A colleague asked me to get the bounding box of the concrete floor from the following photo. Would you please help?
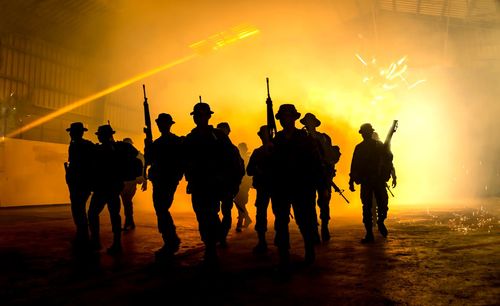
[1,200,499,306]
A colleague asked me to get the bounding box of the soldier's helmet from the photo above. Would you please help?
[190,102,214,115]
[275,104,301,120]
[359,123,374,135]
[257,125,268,137]
[300,113,321,127]
[123,137,133,144]
[66,122,88,132]
[95,124,115,136]
[155,113,175,124]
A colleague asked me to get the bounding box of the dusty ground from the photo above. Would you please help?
[0,199,499,306]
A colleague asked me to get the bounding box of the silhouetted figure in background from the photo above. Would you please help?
[144,113,184,258]
[300,113,341,242]
[234,142,252,232]
[184,103,242,266]
[120,137,144,231]
[270,104,328,270]
[65,122,95,250]
[215,122,245,245]
[349,123,389,243]
[88,124,138,254]
[247,125,273,254]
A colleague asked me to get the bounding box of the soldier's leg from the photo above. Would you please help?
[69,185,91,244]
[271,194,291,266]
[293,188,317,264]
[360,184,375,243]
[219,194,233,244]
[374,182,389,237]
[106,192,122,254]
[253,189,271,253]
[192,192,221,263]
[87,192,107,250]
[121,181,136,229]
[152,181,180,254]
[317,186,332,242]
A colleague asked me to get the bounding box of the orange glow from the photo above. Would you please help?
[4,25,260,141]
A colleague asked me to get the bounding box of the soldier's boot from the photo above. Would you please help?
[361,224,375,244]
[304,241,315,265]
[202,243,219,269]
[156,234,180,258]
[253,232,268,254]
[321,222,331,242]
[377,221,388,238]
[107,233,122,255]
[313,227,321,245]
[123,217,135,231]
[235,218,243,232]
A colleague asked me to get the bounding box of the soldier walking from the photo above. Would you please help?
[270,104,328,270]
[184,102,242,266]
[246,125,273,254]
[300,113,341,242]
[120,137,144,231]
[349,123,391,243]
[143,113,184,258]
[88,124,138,254]
[65,122,95,250]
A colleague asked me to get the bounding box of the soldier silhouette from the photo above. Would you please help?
[234,142,252,232]
[349,123,390,243]
[143,113,184,258]
[215,122,244,246]
[184,102,242,266]
[88,124,138,254]
[300,113,341,242]
[246,125,273,254]
[270,104,328,270]
[120,137,144,231]
[64,122,95,250]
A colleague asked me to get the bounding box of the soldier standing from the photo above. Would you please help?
[184,102,241,265]
[88,124,138,254]
[120,137,144,231]
[246,125,273,253]
[270,104,328,269]
[234,142,252,232]
[300,113,341,242]
[143,113,184,258]
[349,123,390,243]
[65,122,95,250]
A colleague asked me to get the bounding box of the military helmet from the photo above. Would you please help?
[155,113,175,124]
[275,104,301,120]
[300,113,321,127]
[190,102,214,115]
[359,123,374,135]
[95,124,115,136]
[66,122,88,132]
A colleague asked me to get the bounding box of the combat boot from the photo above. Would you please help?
[377,221,388,238]
[107,234,122,255]
[253,232,268,254]
[321,222,330,242]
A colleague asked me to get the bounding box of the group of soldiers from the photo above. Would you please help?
[64,101,396,270]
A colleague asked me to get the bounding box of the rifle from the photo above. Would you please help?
[386,183,395,197]
[142,84,153,179]
[331,181,350,204]
[265,77,277,140]
[384,120,398,149]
